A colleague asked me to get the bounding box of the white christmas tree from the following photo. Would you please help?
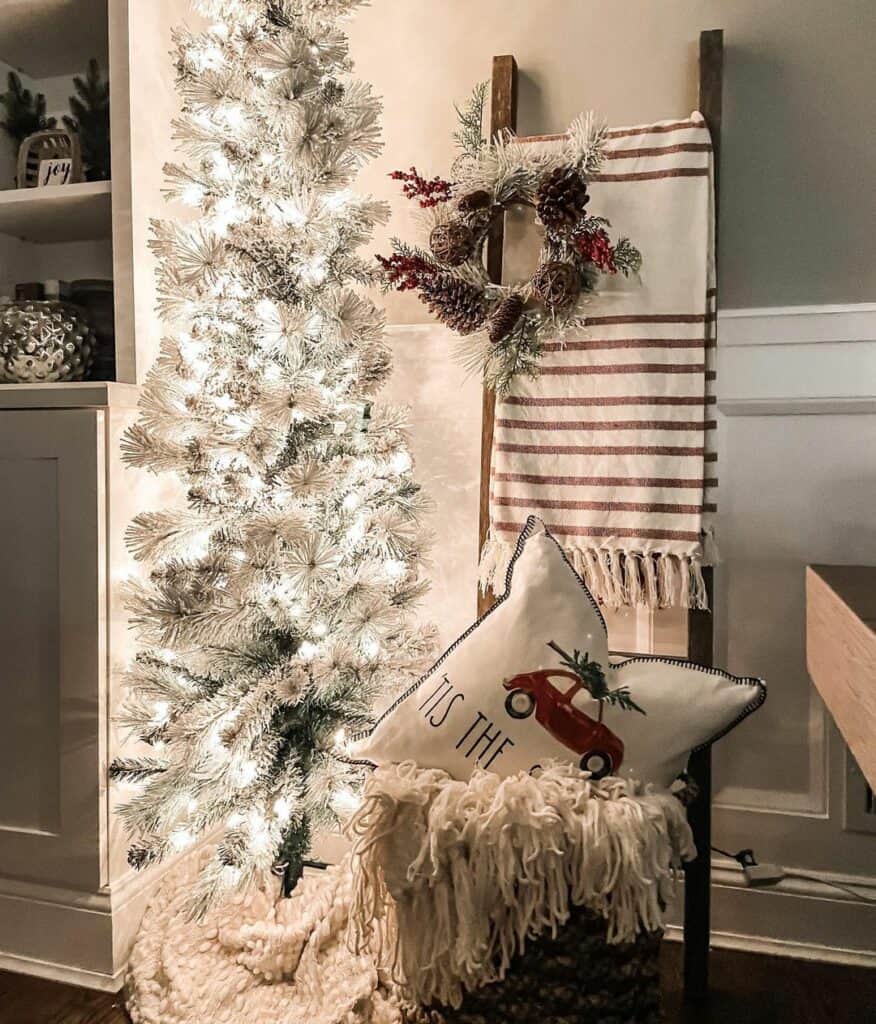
[111,0,434,915]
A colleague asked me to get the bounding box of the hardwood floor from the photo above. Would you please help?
[2,944,874,1023]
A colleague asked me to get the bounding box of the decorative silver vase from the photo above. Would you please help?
[0,300,95,383]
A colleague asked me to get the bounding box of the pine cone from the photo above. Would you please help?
[429,220,475,266]
[532,260,580,310]
[487,293,525,344]
[419,274,487,335]
[535,166,590,230]
[457,189,491,214]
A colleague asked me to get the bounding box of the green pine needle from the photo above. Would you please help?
[0,70,56,145]
[547,640,646,714]
[453,80,488,160]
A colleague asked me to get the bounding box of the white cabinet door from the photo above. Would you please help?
[0,409,105,890]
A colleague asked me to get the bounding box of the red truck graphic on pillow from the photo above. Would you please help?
[502,642,646,780]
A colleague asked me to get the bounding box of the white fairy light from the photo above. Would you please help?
[170,828,195,851]
[220,102,246,131]
[211,151,232,180]
[181,182,206,207]
[248,817,271,854]
[332,727,347,750]
[255,297,278,321]
[346,516,366,544]
[233,759,258,788]
[221,865,242,886]
[361,637,381,659]
[298,640,319,661]
[312,620,328,638]
[273,797,292,822]
[323,188,352,212]
[342,493,359,512]
[301,255,328,286]
[331,786,362,816]
[271,197,307,227]
[390,451,412,474]
[151,700,170,726]
[383,558,407,581]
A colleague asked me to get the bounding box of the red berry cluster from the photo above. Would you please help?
[389,167,453,207]
[574,228,617,273]
[376,252,437,291]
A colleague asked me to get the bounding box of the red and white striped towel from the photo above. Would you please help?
[481,114,717,609]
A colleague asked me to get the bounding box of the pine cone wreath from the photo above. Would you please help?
[535,166,590,230]
[419,274,488,335]
[429,220,476,266]
[487,293,525,344]
[532,260,581,310]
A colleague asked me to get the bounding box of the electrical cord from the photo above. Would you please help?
[782,870,876,904]
[711,845,876,903]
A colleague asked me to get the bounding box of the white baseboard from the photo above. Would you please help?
[661,858,876,967]
[0,847,192,991]
[663,924,876,969]
[0,949,126,992]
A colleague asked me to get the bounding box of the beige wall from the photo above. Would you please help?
[349,0,875,318]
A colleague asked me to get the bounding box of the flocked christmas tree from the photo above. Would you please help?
[110,0,434,916]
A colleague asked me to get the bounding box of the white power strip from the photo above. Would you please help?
[743,861,785,887]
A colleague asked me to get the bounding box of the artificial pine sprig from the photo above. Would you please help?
[547,640,646,715]
[0,71,56,145]
[452,80,488,161]
[63,58,110,181]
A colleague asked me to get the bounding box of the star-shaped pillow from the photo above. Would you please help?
[350,518,765,789]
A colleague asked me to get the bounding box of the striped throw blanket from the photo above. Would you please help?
[481,114,716,610]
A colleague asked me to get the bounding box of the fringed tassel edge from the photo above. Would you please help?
[347,761,696,1011]
[479,536,710,611]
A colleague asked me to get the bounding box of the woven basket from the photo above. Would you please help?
[420,905,663,1024]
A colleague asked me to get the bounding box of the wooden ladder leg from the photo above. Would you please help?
[683,744,712,1002]
[684,561,716,1001]
[477,55,518,618]
[684,30,722,1003]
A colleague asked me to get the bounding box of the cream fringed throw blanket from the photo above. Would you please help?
[347,761,694,1009]
[126,762,693,1023]
[481,114,717,610]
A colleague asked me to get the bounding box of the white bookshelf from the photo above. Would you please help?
[0,0,183,992]
[0,180,111,243]
[0,0,179,385]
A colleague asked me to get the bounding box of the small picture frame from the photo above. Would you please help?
[37,158,74,187]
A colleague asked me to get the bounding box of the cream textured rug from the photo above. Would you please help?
[126,851,413,1024]
[126,762,694,1023]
